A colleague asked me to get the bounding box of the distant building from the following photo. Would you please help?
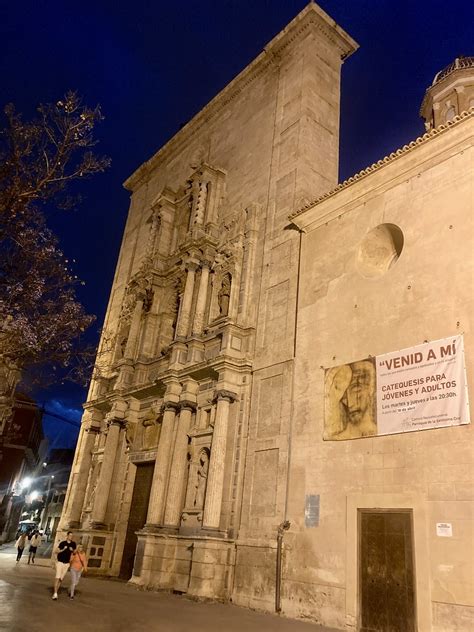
[0,394,46,542]
[61,5,473,631]
[39,448,74,541]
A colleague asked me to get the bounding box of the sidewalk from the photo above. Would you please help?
[0,547,338,632]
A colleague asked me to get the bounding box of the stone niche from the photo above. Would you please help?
[180,440,211,536]
[355,223,404,279]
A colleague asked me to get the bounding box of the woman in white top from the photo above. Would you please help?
[28,530,42,564]
[15,533,28,562]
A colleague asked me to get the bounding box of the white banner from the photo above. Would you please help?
[324,335,470,440]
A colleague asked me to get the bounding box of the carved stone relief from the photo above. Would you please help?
[140,401,162,450]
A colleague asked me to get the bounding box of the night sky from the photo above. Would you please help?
[1,0,473,449]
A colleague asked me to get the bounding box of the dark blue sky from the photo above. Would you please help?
[2,0,473,448]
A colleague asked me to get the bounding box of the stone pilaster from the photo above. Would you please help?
[145,380,182,528]
[176,260,198,338]
[192,261,210,335]
[163,379,198,528]
[202,390,237,531]
[64,410,102,528]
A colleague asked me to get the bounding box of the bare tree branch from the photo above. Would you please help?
[0,91,110,390]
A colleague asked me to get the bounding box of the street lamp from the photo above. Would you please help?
[20,476,32,490]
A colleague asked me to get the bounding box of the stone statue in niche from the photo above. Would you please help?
[124,421,135,450]
[85,461,101,512]
[218,273,231,317]
[171,277,183,336]
[141,402,161,450]
[119,335,128,358]
[158,281,182,354]
[142,285,154,313]
[193,449,209,509]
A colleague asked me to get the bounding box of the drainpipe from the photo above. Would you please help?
[275,520,291,613]
[275,223,303,613]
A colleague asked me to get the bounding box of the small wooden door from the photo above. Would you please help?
[119,462,154,579]
[359,510,416,632]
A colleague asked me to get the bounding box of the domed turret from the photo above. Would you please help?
[420,56,474,129]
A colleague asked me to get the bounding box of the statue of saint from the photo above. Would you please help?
[218,274,231,317]
[193,450,209,508]
[141,402,161,450]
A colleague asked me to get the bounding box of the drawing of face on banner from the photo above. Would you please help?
[324,358,377,440]
[324,335,470,440]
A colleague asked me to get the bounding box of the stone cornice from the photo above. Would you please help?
[289,108,474,223]
[123,4,358,193]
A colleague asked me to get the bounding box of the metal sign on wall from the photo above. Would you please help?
[305,494,320,527]
[324,335,470,440]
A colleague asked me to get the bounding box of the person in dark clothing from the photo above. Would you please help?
[52,531,76,600]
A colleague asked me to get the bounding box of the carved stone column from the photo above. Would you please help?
[163,380,198,528]
[175,260,198,338]
[124,296,144,359]
[202,390,237,531]
[192,261,210,335]
[191,180,207,226]
[145,380,182,528]
[91,400,127,528]
[64,410,102,529]
[141,285,161,358]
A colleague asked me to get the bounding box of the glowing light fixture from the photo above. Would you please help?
[21,477,32,489]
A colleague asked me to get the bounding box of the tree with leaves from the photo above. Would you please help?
[0,91,110,428]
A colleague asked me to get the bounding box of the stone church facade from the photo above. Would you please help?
[60,5,474,631]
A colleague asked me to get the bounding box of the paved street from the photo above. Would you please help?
[0,544,336,632]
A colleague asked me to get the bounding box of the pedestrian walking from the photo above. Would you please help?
[15,533,28,562]
[69,544,87,599]
[28,530,42,564]
[52,531,76,600]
